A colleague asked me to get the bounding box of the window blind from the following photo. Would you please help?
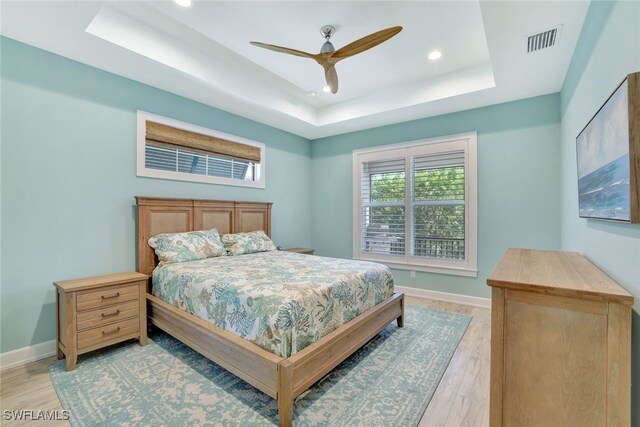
[360,158,406,256]
[353,133,477,275]
[358,150,467,260]
[146,121,261,163]
[144,120,258,182]
[145,145,252,180]
[411,151,465,260]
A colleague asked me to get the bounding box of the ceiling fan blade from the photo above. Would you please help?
[325,66,338,94]
[249,41,316,59]
[331,26,402,60]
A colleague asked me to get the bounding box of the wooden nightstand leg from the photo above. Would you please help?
[55,291,62,359]
[64,293,77,371]
[65,352,76,371]
[139,282,148,346]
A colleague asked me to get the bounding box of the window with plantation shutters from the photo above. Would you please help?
[411,151,465,260]
[137,111,265,189]
[353,133,477,277]
[360,157,406,257]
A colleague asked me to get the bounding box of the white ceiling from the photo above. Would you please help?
[147,1,491,104]
[0,1,589,139]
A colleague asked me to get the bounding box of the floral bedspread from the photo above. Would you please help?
[152,251,394,357]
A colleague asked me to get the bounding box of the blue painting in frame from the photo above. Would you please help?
[576,78,630,221]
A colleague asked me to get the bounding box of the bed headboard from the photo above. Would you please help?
[135,196,273,275]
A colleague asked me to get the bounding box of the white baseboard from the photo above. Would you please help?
[396,285,491,309]
[0,340,57,371]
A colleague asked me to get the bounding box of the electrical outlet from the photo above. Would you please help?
[410,271,416,279]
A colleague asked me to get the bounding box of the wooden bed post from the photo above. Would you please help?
[397,293,405,327]
[277,360,294,427]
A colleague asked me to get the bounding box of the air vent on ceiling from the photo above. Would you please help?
[526,26,562,53]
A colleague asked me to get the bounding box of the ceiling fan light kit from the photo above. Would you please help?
[250,25,402,94]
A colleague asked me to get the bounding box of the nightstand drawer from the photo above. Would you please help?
[77,317,140,350]
[76,283,140,312]
[76,300,140,331]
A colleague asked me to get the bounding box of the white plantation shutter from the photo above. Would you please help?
[353,134,477,276]
[144,145,255,179]
[360,158,406,256]
[145,145,177,172]
[410,151,466,260]
[145,145,252,180]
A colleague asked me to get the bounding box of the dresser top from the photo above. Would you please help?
[487,248,634,305]
[54,272,148,292]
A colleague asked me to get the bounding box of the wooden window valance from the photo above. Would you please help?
[145,121,261,163]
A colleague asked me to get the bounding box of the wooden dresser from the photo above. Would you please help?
[487,249,633,426]
[54,272,148,371]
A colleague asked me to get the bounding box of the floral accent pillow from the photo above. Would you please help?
[148,228,227,265]
[221,230,277,255]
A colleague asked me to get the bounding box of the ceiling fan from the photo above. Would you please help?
[250,25,402,94]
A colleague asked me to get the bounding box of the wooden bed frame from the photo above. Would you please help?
[135,196,404,427]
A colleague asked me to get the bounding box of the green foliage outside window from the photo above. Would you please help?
[367,166,465,259]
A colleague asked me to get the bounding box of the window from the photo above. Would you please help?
[137,111,265,188]
[353,132,477,277]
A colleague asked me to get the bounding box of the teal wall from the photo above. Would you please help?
[0,37,312,352]
[3,8,639,423]
[311,94,562,298]
[0,35,564,352]
[559,1,640,424]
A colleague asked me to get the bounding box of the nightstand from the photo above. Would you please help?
[283,247,315,255]
[54,272,148,371]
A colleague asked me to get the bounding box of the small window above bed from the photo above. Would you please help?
[136,111,265,189]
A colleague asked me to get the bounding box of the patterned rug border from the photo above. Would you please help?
[50,304,471,427]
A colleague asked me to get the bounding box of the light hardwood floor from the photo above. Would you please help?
[0,296,490,426]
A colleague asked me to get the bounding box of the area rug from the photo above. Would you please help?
[50,305,471,426]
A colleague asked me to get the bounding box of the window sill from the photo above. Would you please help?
[354,257,478,278]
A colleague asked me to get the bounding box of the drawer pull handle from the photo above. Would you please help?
[102,327,121,336]
[101,310,120,318]
[101,293,120,300]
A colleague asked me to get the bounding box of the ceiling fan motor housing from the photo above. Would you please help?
[321,41,335,53]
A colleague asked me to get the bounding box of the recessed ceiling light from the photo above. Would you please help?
[428,50,442,60]
[308,91,316,97]
[322,85,331,93]
[175,0,191,7]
